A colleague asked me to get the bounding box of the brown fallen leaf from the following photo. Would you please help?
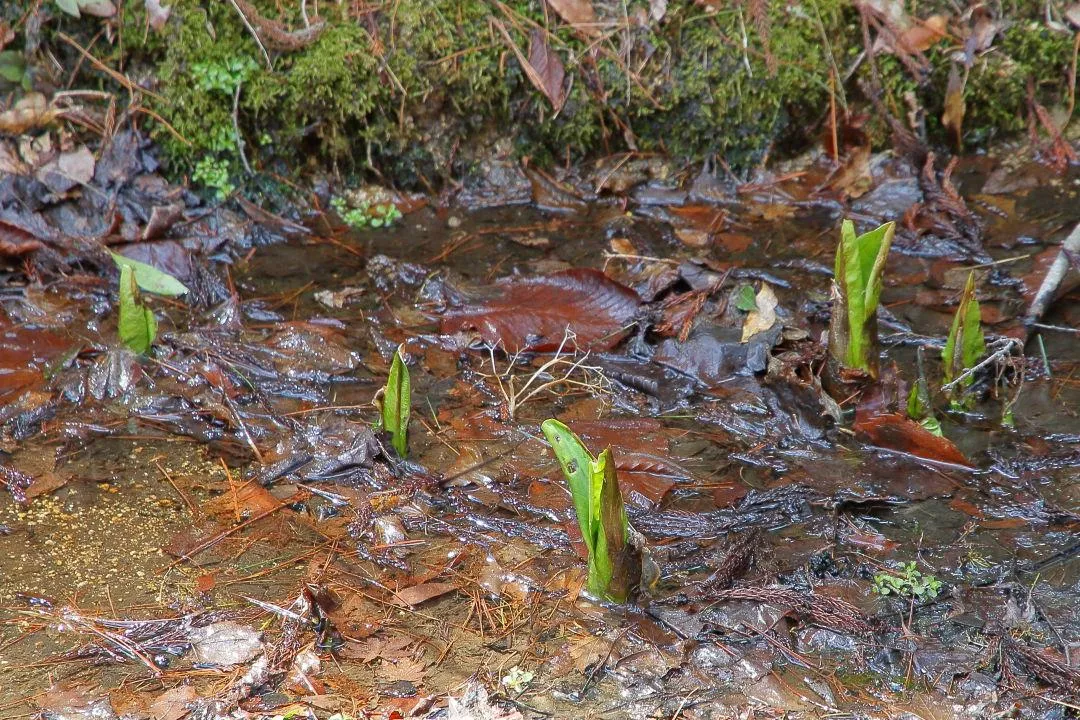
[440,269,640,352]
[853,413,972,467]
[394,582,457,607]
[942,63,966,151]
[495,21,566,113]
[0,93,58,136]
[546,0,599,36]
[898,14,948,53]
[148,686,198,720]
[741,283,778,342]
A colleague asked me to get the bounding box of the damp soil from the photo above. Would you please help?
[1,149,1079,719]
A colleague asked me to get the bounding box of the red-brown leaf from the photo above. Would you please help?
[527,29,566,111]
[441,269,640,352]
[394,582,457,607]
[853,413,972,467]
[0,219,44,256]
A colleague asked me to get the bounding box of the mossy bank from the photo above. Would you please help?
[54,1,1079,191]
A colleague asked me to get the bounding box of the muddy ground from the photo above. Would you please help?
[0,125,1079,720]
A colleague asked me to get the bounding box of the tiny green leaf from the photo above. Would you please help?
[906,347,942,436]
[110,252,189,297]
[734,284,758,312]
[117,264,157,354]
[0,52,26,83]
[382,346,411,457]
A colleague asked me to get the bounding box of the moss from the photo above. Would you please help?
[865,16,1073,149]
[66,0,1076,189]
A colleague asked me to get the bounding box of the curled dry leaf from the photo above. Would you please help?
[741,283,779,342]
[441,268,640,352]
[942,64,966,150]
[0,93,58,134]
[144,0,171,31]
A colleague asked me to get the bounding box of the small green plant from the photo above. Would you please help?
[111,253,187,355]
[0,52,31,91]
[541,419,641,603]
[331,196,402,230]
[501,666,534,693]
[872,562,942,601]
[906,347,942,436]
[376,345,411,457]
[733,284,758,312]
[827,220,895,379]
[192,157,235,200]
[942,270,986,409]
[192,57,257,95]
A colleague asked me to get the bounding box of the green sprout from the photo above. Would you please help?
[872,562,942,601]
[376,345,411,457]
[907,346,942,436]
[331,196,402,230]
[192,157,235,200]
[827,220,895,378]
[942,270,986,409]
[110,252,188,355]
[541,419,642,603]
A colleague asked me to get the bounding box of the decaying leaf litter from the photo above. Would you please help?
[2,4,1080,720]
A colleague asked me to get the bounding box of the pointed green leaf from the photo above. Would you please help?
[117,264,156,354]
[942,271,985,406]
[110,252,189,297]
[831,220,894,375]
[382,346,411,457]
[541,419,598,556]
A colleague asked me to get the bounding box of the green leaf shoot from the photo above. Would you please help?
[110,252,189,297]
[906,346,942,436]
[942,270,986,407]
[541,419,638,603]
[117,264,157,355]
[381,345,411,457]
[828,220,895,377]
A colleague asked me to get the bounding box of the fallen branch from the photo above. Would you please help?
[940,337,1022,393]
[1024,221,1080,330]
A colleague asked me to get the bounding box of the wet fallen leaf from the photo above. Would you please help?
[741,283,778,342]
[0,218,46,256]
[674,228,711,248]
[148,686,198,720]
[448,680,523,720]
[545,0,599,36]
[441,269,640,352]
[24,471,69,499]
[394,582,457,607]
[188,621,262,666]
[853,413,971,466]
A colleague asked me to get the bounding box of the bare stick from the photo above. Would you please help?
[1024,221,1080,329]
[233,82,253,176]
[940,337,1023,392]
[227,0,273,69]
